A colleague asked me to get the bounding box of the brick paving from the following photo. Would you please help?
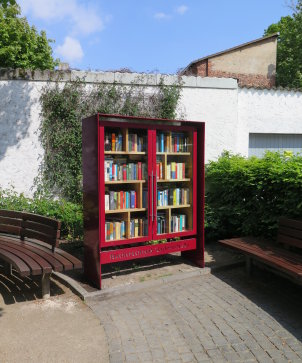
[88,267,302,363]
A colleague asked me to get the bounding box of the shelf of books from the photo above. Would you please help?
[82,113,205,289]
[155,130,194,237]
[104,126,149,243]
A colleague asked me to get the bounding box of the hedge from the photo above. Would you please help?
[205,151,302,241]
[0,189,83,240]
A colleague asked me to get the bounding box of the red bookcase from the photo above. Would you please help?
[82,114,205,289]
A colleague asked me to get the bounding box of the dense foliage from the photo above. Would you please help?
[0,0,58,69]
[205,152,302,241]
[39,79,183,203]
[0,189,83,240]
[264,0,302,88]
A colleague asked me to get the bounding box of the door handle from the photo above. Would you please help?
[154,173,157,221]
[151,171,154,222]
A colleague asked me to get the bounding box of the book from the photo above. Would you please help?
[105,194,109,210]
[112,133,116,151]
[130,190,136,209]
[105,133,111,151]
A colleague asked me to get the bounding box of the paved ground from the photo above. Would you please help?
[88,267,302,363]
[0,269,109,363]
[1,259,302,363]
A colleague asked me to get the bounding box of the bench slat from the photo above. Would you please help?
[23,220,57,238]
[0,224,21,235]
[220,239,302,276]
[0,210,23,219]
[23,239,75,270]
[277,233,302,249]
[0,248,30,276]
[0,243,43,275]
[222,238,302,263]
[0,235,64,272]
[23,230,57,247]
[24,238,82,269]
[22,212,60,229]
[0,216,21,226]
[279,217,302,230]
[278,226,302,240]
[0,239,52,273]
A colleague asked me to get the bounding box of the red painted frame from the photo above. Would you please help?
[82,113,205,289]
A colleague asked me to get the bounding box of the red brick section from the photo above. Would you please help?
[183,59,275,88]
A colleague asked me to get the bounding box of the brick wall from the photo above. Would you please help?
[184,59,275,88]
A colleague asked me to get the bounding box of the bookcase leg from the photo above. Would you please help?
[181,250,204,267]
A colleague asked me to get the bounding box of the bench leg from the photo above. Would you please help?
[3,262,12,276]
[42,273,51,299]
[246,256,253,277]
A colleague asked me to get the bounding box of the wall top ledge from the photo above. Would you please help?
[0,69,238,90]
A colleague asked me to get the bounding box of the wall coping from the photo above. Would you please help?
[0,68,238,90]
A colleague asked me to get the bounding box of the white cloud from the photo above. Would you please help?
[176,5,188,15]
[154,12,171,20]
[19,0,104,35]
[55,36,84,63]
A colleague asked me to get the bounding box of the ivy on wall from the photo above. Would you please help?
[39,77,183,203]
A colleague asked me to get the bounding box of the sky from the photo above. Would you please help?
[18,0,292,74]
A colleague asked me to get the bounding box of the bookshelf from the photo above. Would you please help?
[82,114,205,288]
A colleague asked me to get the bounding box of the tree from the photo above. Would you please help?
[0,1,58,70]
[264,1,302,88]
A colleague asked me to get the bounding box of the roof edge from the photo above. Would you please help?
[181,33,279,74]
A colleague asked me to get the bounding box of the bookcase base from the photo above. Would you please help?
[101,238,196,264]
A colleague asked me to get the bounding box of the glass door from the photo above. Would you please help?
[153,127,196,239]
[100,123,152,246]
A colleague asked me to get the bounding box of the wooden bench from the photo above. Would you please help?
[0,209,82,298]
[219,217,302,285]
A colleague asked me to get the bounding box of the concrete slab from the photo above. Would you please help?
[0,269,109,363]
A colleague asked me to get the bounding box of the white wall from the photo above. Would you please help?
[1,70,302,196]
[238,87,302,156]
[0,80,45,195]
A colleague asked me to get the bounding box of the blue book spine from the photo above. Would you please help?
[119,134,122,151]
[160,134,164,152]
[130,191,135,208]
[126,192,129,209]
[109,161,112,181]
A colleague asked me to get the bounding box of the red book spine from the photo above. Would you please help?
[174,137,177,152]
[121,191,124,209]
[156,163,160,179]
[134,191,137,208]
[112,164,116,181]
[138,162,142,180]
[123,164,127,180]
[175,163,178,179]
[182,163,185,179]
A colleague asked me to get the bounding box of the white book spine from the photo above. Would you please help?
[105,194,109,210]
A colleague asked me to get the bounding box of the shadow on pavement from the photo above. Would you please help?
[0,267,65,304]
[213,265,302,342]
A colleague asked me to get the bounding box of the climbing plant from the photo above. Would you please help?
[39,77,183,203]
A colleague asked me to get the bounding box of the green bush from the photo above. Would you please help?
[205,152,302,241]
[0,189,83,240]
